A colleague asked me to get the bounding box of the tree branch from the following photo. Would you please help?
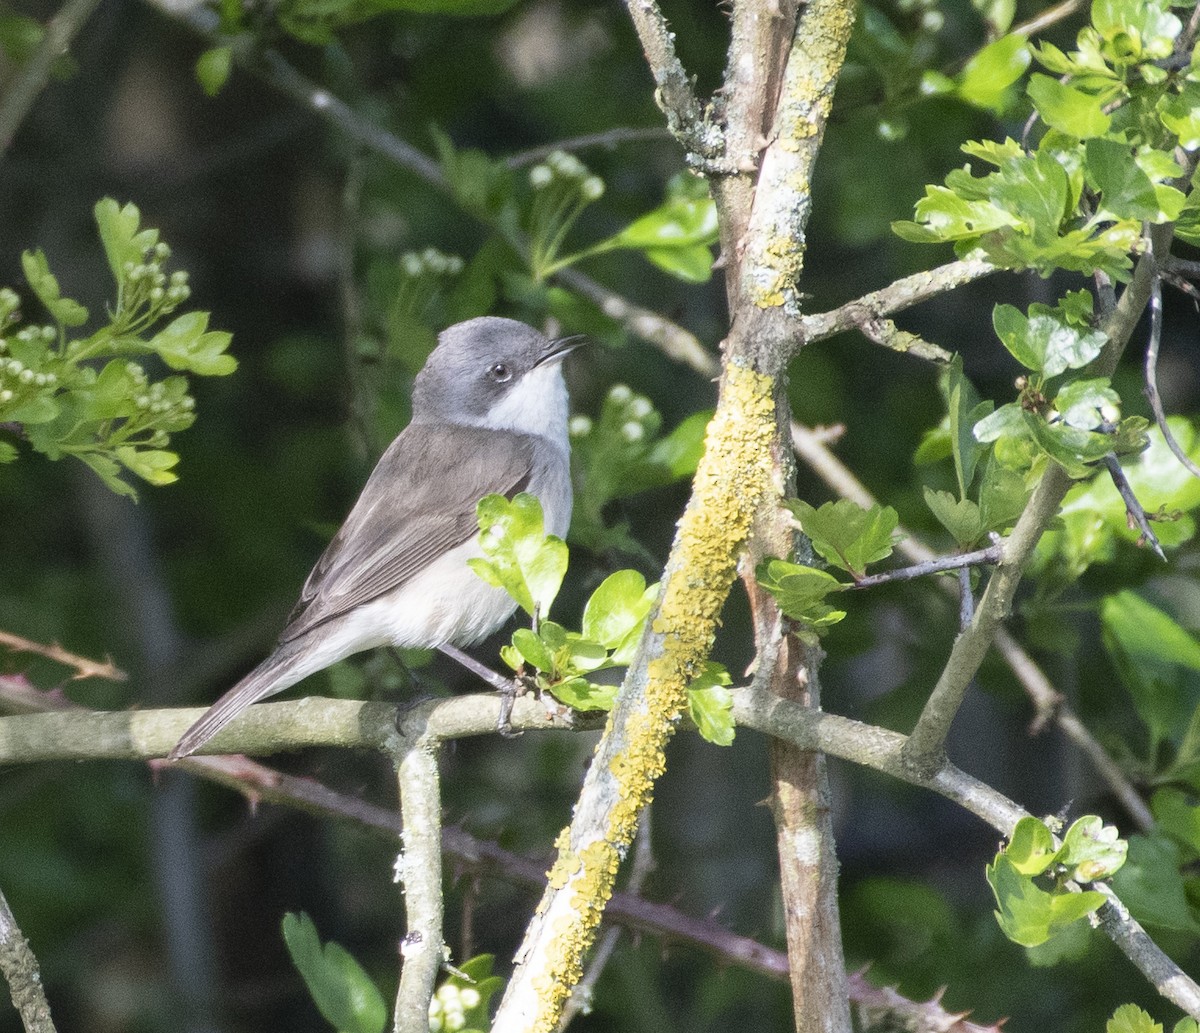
[0,0,104,157]
[0,629,127,682]
[900,245,1163,778]
[0,885,56,1033]
[393,737,445,1033]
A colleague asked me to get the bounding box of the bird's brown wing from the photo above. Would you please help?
[278,423,535,644]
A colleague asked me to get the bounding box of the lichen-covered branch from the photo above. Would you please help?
[0,886,56,1033]
[489,363,781,1033]
[620,0,721,163]
[393,739,445,1033]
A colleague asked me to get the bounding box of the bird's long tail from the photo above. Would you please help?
[168,641,311,761]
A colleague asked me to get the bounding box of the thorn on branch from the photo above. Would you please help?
[1100,453,1167,562]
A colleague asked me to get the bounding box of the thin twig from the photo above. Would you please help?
[857,318,952,364]
[958,567,975,630]
[0,0,104,156]
[505,128,672,169]
[789,420,1155,831]
[0,885,56,1033]
[1100,453,1166,560]
[437,643,513,692]
[0,630,126,681]
[1011,0,1085,37]
[1143,262,1200,481]
[846,542,1003,589]
[795,258,998,353]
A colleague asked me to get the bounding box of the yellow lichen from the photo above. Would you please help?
[524,364,780,1033]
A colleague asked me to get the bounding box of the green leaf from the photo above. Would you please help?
[1150,789,1200,859]
[470,493,568,617]
[646,410,710,479]
[1087,139,1179,223]
[1023,410,1109,477]
[787,499,899,577]
[945,354,989,497]
[195,45,233,96]
[641,244,715,283]
[1102,591,1200,748]
[974,401,1027,444]
[581,570,657,652]
[149,311,237,375]
[923,488,985,547]
[281,912,388,1033]
[511,627,554,673]
[0,440,17,463]
[992,300,1107,376]
[1174,1018,1200,1033]
[601,190,718,283]
[82,360,140,420]
[4,393,60,425]
[546,676,617,712]
[1111,835,1200,933]
[20,249,88,327]
[755,559,847,628]
[1159,84,1200,151]
[956,34,1030,112]
[1108,1004,1163,1033]
[1027,74,1112,138]
[1054,378,1119,431]
[978,457,1032,533]
[1058,815,1127,881]
[1092,0,1181,62]
[76,452,138,500]
[892,186,1019,242]
[115,447,179,486]
[687,662,735,746]
[94,198,158,287]
[986,853,1106,947]
[1004,817,1057,875]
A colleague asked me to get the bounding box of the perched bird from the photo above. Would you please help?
[168,316,578,760]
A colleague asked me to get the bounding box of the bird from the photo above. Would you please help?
[168,316,578,760]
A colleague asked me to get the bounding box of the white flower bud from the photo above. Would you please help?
[0,390,12,403]
[629,397,652,419]
[621,421,645,442]
[568,415,593,437]
[581,176,605,201]
[17,369,34,384]
[459,988,480,1008]
[529,164,553,189]
[401,253,424,276]
[608,384,632,403]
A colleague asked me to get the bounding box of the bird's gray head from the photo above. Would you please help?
[412,317,577,445]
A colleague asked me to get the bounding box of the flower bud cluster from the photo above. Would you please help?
[0,350,58,405]
[528,150,605,201]
[119,239,191,324]
[426,982,482,1033]
[399,248,464,279]
[601,383,657,445]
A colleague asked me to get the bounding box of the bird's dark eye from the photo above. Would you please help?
[488,362,512,382]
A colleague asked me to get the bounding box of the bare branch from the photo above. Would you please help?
[505,128,672,169]
[0,885,56,1033]
[1011,0,1086,37]
[796,259,998,351]
[0,630,126,682]
[847,541,1003,589]
[1100,453,1166,560]
[0,0,104,157]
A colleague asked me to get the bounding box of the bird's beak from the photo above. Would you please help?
[535,334,587,367]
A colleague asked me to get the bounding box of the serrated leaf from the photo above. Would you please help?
[1059,815,1127,881]
[687,662,735,746]
[1027,74,1112,138]
[546,676,616,712]
[974,401,1027,444]
[755,559,847,628]
[987,853,1106,947]
[76,451,138,500]
[1108,1004,1163,1033]
[946,354,989,497]
[1005,816,1057,875]
[149,311,237,375]
[470,493,568,617]
[511,627,554,672]
[21,249,88,327]
[1024,410,1109,477]
[94,198,158,286]
[788,499,899,576]
[992,301,1107,376]
[923,488,985,547]
[115,447,179,486]
[281,912,387,1033]
[1054,378,1119,431]
[1087,139,1176,222]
